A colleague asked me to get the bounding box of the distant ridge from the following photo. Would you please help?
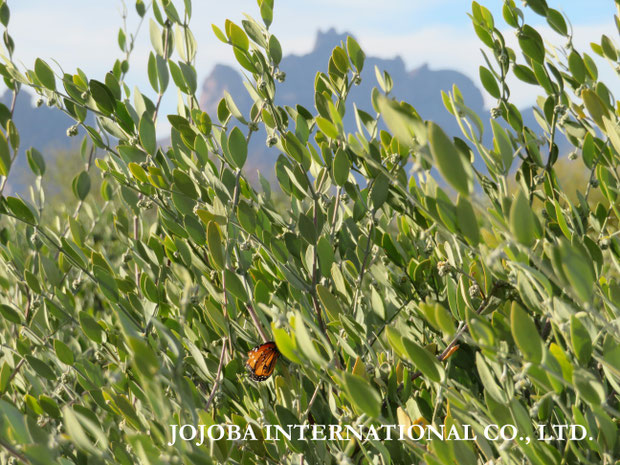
[199,28,487,177]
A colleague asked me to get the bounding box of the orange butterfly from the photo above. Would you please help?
[246,341,280,381]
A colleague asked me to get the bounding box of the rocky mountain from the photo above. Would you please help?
[199,28,489,177]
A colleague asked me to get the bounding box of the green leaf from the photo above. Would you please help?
[518,25,545,64]
[93,267,119,303]
[456,194,479,246]
[40,254,62,287]
[272,326,303,365]
[342,373,381,418]
[568,51,586,83]
[476,353,508,403]
[332,148,350,186]
[6,196,36,224]
[140,273,159,303]
[479,66,500,99]
[316,284,343,321]
[38,395,61,419]
[139,115,157,155]
[127,336,159,376]
[128,162,148,183]
[512,64,538,85]
[570,315,592,364]
[0,130,11,176]
[293,312,326,366]
[510,302,542,364]
[316,116,340,139]
[572,368,606,406]
[79,312,103,344]
[34,58,56,90]
[491,119,513,173]
[226,20,249,51]
[581,89,609,128]
[0,399,31,443]
[184,215,206,245]
[600,34,618,60]
[224,269,248,301]
[509,190,540,246]
[559,241,595,302]
[346,36,365,71]
[377,95,423,149]
[298,213,316,244]
[26,147,45,176]
[63,406,100,454]
[54,339,75,365]
[259,0,273,27]
[401,337,444,383]
[172,168,197,198]
[0,304,21,324]
[89,80,115,114]
[72,171,91,200]
[6,120,18,151]
[370,172,390,209]
[316,236,334,277]
[428,122,472,196]
[228,126,247,168]
[546,8,567,36]
[26,355,55,380]
[268,35,282,65]
[147,52,159,92]
[206,221,224,270]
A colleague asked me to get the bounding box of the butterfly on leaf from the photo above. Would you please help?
[246,341,280,381]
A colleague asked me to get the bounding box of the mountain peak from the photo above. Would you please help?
[313,28,352,53]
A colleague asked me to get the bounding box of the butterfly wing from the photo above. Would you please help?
[246,341,280,381]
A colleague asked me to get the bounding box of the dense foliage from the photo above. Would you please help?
[0,0,619,463]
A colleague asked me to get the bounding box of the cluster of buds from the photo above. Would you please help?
[266,135,278,147]
[469,283,481,299]
[437,260,451,277]
[71,277,82,291]
[275,71,286,82]
[137,198,153,209]
[66,124,79,137]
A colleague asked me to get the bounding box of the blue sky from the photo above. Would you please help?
[5,1,618,136]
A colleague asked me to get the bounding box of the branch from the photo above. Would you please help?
[204,342,227,411]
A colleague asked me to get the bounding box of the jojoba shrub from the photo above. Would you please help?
[0,0,618,464]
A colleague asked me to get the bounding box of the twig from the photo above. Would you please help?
[304,382,322,416]
[204,342,227,411]
[247,304,269,343]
